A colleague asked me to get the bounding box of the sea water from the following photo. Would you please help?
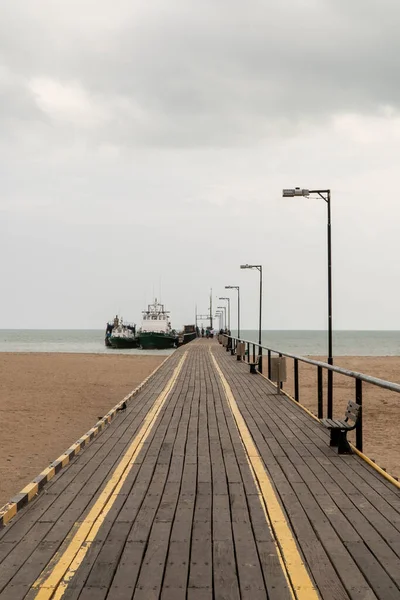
[0,330,174,355]
[235,330,400,356]
[0,329,399,356]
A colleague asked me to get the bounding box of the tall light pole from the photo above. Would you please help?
[219,297,231,330]
[215,311,223,330]
[240,264,263,373]
[225,286,240,338]
[282,187,333,417]
[217,306,227,330]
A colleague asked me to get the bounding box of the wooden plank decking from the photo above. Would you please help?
[0,340,399,599]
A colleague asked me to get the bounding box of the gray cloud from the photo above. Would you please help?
[1,0,400,331]
[2,0,400,148]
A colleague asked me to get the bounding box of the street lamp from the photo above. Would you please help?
[219,297,231,330]
[217,306,227,330]
[217,306,226,329]
[225,286,240,338]
[215,311,223,330]
[240,264,263,373]
[282,187,333,418]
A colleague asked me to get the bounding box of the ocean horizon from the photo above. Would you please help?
[0,329,400,356]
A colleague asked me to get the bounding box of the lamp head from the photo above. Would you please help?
[282,187,310,197]
[240,264,251,269]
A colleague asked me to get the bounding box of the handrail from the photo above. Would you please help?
[226,335,400,394]
[220,333,400,483]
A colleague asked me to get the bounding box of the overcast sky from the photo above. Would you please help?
[1,0,400,330]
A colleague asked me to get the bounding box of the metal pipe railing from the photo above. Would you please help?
[226,335,400,394]
[224,334,400,453]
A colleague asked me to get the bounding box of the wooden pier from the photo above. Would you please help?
[1,339,400,599]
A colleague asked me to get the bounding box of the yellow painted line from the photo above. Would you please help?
[1,503,17,525]
[31,352,187,600]
[3,505,17,524]
[53,454,70,468]
[210,350,319,600]
[67,443,81,456]
[20,482,39,501]
[351,447,400,489]
[40,467,56,482]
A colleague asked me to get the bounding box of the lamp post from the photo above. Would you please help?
[217,306,227,330]
[219,297,231,330]
[240,264,263,373]
[282,187,333,418]
[225,286,240,338]
[215,311,223,330]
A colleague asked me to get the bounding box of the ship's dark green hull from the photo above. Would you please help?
[109,336,139,349]
[137,331,176,349]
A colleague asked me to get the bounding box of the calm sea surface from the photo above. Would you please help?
[236,330,400,356]
[0,330,174,355]
[0,329,400,356]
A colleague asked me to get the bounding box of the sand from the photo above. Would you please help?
[273,356,400,480]
[0,353,165,507]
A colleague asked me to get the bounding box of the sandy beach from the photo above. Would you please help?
[0,353,165,507]
[274,356,400,480]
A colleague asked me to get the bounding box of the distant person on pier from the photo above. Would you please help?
[201,327,205,338]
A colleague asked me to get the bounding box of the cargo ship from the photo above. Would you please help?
[136,299,177,349]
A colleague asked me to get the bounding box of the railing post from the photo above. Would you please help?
[268,350,271,379]
[356,378,363,452]
[252,344,256,363]
[327,370,333,419]
[317,366,323,419]
[294,358,299,402]
[279,353,283,389]
[247,342,250,363]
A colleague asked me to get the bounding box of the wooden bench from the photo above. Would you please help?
[320,400,361,454]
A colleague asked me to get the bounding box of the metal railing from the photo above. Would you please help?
[222,335,400,453]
